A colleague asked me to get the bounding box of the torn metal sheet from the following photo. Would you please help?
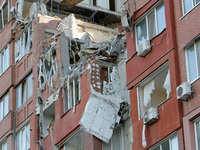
[79,88,123,143]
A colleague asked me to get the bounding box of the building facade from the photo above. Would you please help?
[124,0,200,149]
[0,0,200,150]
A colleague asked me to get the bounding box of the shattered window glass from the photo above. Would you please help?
[138,63,171,119]
[15,25,32,63]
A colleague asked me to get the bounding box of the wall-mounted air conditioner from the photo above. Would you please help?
[137,40,151,57]
[121,10,132,32]
[177,82,192,100]
[143,107,159,125]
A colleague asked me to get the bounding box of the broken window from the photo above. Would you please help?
[100,65,113,93]
[16,73,33,109]
[137,62,171,119]
[0,0,9,30]
[0,140,7,150]
[136,2,166,46]
[64,76,80,112]
[15,25,32,63]
[16,123,30,150]
[0,45,9,76]
[0,93,9,121]
[102,128,122,150]
[38,44,58,89]
[64,130,84,150]
[69,40,80,66]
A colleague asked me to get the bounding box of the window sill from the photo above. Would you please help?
[180,2,200,20]
[189,76,200,85]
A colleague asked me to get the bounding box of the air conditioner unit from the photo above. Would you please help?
[137,40,151,56]
[143,107,158,125]
[177,82,192,100]
[121,10,132,32]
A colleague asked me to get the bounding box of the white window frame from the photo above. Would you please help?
[182,0,200,15]
[0,0,9,30]
[15,123,30,150]
[16,73,33,109]
[15,24,32,63]
[148,132,179,150]
[0,44,9,76]
[64,76,80,112]
[135,1,166,48]
[0,140,7,150]
[185,37,200,83]
[0,93,9,121]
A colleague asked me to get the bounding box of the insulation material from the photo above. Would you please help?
[79,89,123,143]
[163,69,171,99]
[143,80,155,107]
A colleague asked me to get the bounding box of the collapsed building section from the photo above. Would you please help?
[32,10,131,150]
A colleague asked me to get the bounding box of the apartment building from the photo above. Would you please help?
[0,0,133,150]
[124,0,200,149]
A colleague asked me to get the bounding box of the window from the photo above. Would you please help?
[0,94,9,121]
[136,2,166,46]
[0,0,9,30]
[64,76,80,112]
[102,128,122,150]
[149,134,178,150]
[100,65,113,93]
[195,118,200,150]
[0,141,7,150]
[137,63,171,119]
[16,123,30,150]
[185,38,200,82]
[16,73,33,109]
[64,130,84,150]
[0,45,9,76]
[15,25,32,63]
[182,0,200,14]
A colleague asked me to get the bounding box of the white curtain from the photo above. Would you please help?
[143,80,155,107]
[163,69,171,99]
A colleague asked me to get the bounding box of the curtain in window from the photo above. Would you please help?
[143,80,155,107]
[163,69,171,99]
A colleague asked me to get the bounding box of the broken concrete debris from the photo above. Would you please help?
[33,13,130,146]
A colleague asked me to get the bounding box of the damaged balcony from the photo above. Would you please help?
[33,13,131,149]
